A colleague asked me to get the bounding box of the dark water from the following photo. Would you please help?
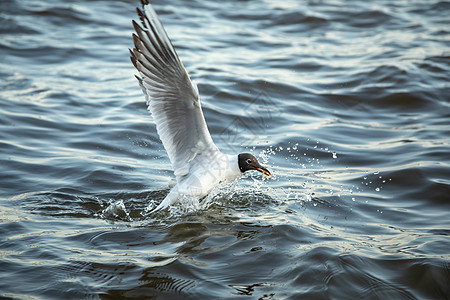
[1,0,449,298]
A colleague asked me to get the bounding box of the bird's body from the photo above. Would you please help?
[160,153,241,210]
[130,0,270,212]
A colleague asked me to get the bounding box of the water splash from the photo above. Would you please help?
[246,139,394,207]
[105,139,391,219]
[99,199,132,221]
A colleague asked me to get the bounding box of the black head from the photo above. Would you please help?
[238,153,271,176]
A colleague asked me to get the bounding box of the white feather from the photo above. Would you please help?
[130,1,242,211]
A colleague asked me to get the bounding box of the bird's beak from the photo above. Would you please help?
[255,166,271,177]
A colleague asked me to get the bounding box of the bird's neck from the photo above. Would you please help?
[225,154,242,180]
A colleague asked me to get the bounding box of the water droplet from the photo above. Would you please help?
[332,152,337,159]
[375,187,380,192]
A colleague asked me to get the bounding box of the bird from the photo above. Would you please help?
[130,0,271,211]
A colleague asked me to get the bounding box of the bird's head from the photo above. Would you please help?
[238,153,271,176]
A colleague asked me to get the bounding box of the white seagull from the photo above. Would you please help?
[130,0,271,211]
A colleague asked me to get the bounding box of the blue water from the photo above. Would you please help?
[1,0,449,299]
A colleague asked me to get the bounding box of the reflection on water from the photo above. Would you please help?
[1,0,449,298]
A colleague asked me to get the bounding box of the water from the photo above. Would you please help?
[1,0,449,298]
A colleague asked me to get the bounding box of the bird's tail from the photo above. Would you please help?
[148,186,179,213]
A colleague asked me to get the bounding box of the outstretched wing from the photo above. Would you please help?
[130,1,219,179]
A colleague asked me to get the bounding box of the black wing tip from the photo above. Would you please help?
[134,74,143,83]
[131,19,140,29]
[129,48,138,68]
[132,32,141,44]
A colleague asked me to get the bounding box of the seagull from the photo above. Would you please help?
[130,0,271,211]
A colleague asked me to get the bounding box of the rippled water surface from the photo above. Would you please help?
[1,0,449,299]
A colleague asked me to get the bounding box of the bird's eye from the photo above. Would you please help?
[246,158,252,164]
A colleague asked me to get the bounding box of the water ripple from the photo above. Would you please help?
[1,0,449,298]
